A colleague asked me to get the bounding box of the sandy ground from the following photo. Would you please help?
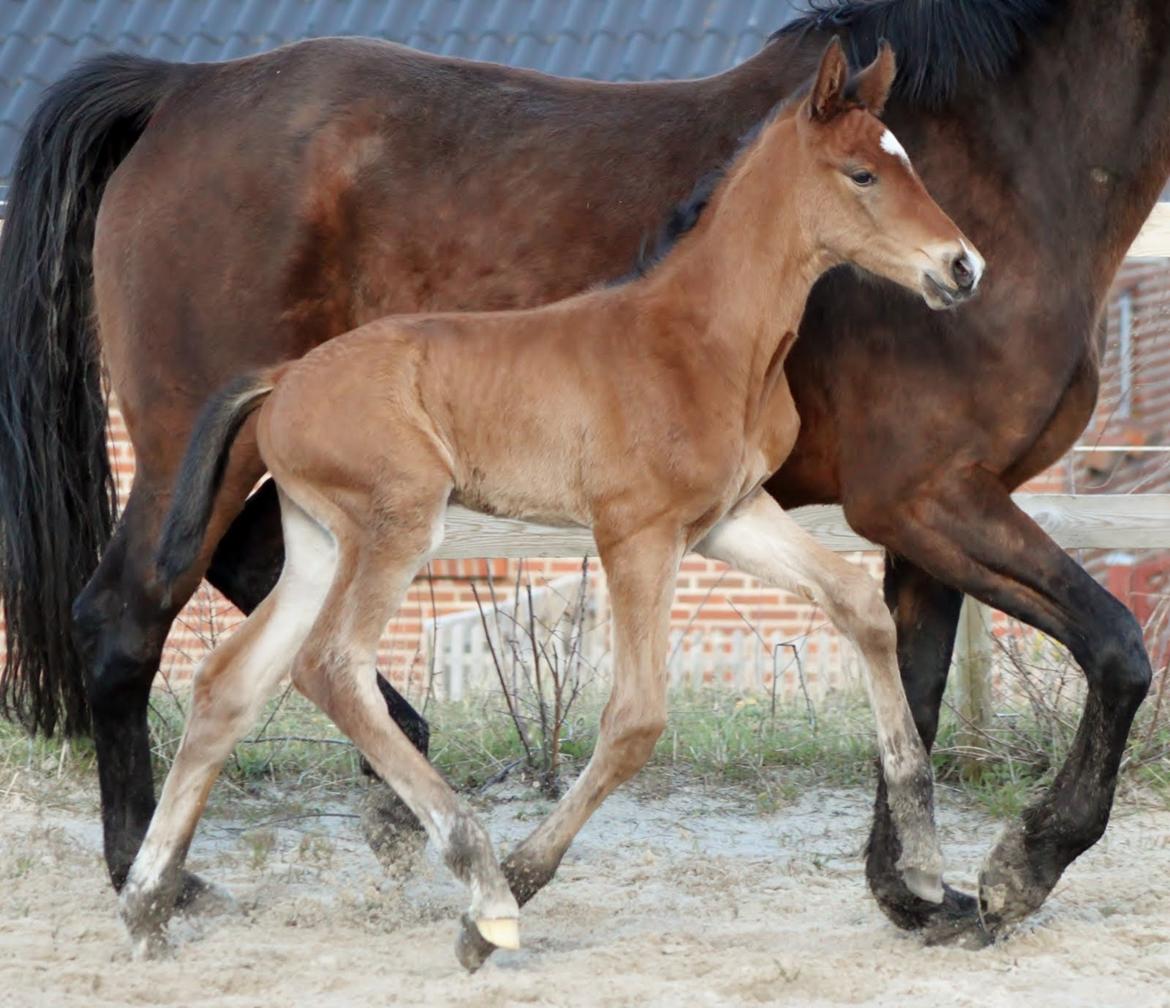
[2,770,1169,1008]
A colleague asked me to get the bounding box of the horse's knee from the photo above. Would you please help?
[1085,598,1151,708]
[73,581,170,717]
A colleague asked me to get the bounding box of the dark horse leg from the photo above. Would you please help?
[73,474,429,896]
[852,467,1151,939]
[72,483,200,896]
[866,557,981,942]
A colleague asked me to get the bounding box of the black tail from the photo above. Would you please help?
[156,371,278,595]
[0,54,184,737]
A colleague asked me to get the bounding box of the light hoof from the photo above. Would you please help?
[901,867,945,905]
[476,915,520,951]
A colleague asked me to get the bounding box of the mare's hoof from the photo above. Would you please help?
[919,886,993,949]
[901,866,945,905]
[872,868,989,947]
[978,822,1056,936]
[360,781,427,871]
[174,871,236,917]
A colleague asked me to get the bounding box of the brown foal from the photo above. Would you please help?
[123,42,982,963]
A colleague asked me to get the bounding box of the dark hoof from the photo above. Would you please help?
[174,871,237,917]
[455,913,500,973]
[978,822,1057,936]
[871,867,990,944]
[360,781,427,872]
[919,884,992,948]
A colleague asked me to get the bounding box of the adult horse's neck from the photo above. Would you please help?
[1017,2,1168,278]
[912,1,1170,319]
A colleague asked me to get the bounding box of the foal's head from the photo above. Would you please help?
[787,40,983,309]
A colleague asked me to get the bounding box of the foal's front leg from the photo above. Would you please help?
[457,522,683,971]
[697,491,944,904]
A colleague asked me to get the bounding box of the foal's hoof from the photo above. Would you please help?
[977,822,1056,936]
[127,928,172,961]
[121,891,173,960]
[477,916,521,950]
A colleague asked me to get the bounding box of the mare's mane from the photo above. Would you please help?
[627,0,1061,280]
[777,0,1061,109]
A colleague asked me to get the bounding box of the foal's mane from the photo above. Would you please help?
[777,0,1061,108]
[626,102,787,280]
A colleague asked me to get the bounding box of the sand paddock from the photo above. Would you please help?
[2,772,1168,1007]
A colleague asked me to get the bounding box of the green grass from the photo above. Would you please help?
[2,676,1169,822]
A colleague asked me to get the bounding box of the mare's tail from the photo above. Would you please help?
[0,54,185,737]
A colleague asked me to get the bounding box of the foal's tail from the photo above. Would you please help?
[155,370,281,596]
[0,54,184,737]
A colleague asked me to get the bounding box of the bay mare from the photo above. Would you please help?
[0,0,1162,946]
[123,43,980,966]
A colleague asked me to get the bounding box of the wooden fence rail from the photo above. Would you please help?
[434,494,1170,559]
[431,494,1170,736]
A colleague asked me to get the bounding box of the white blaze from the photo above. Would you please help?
[879,129,912,167]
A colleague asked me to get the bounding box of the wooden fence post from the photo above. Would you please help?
[954,596,993,780]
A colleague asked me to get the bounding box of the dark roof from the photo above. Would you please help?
[0,0,805,182]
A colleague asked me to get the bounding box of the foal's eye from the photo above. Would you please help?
[849,169,876,187]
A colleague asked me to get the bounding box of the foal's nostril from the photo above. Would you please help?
[951,253,975,291]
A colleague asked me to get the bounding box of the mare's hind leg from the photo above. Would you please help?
[457,522,683,971]
[72,462,257,900]
[288,494,519,955]
[695,492,944,902]
[119,495,336,955]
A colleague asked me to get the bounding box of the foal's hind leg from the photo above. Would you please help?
[206,478,430,861]
[119,496,335,955]
[696,492,944,903]
[289,495,519,956]
[457,523,682,970]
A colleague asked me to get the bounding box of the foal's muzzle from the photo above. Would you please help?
[921,242,985,310]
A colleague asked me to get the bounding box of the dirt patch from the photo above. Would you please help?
[1,773,1169,1007]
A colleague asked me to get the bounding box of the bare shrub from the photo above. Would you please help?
[472,558,603,797]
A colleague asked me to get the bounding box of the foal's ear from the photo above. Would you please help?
[854,40,897,116]
[809,38,849,123]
